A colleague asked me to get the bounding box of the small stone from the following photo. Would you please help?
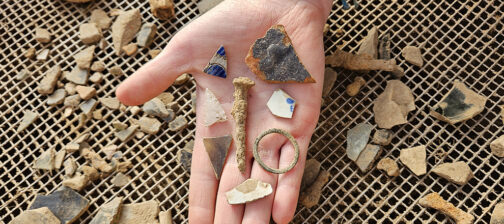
[299,170,330,208]
[99,97,120,110]
[111,172,130,187]
[120,104,127,112]
[346,76,366,96]
[173,73,190,85]
[17,110,39,132]
[73,45,95,69]
[129,106,141,115]
[139,116,162,134]
[89,152,115,173]
[166,102,179,112]
[266,89,296,119]
[112,9,141,55]
[65,142,81,153]
[74,133,90,144]
[204,88,227,126]
[377,158,400,177]
[81,165,100,181]
[402,45,423,67]
[64,157,77,177]
[143,98,170,118]
[76,86,96,100]
[430,80,487,124]
[169,116,187,131]
[54,150,66,170]
[24,48,36,59]
[93,109,103,120]
[90,197,123,224]
[148,49,161,58]
[355,144,381,172]
[346,123,373,161]
[122,43,138,56]
[64,94,81,108]
[373,80,416,129]
[117,200,159,224]
[65,82,77,95]
[36,49,50,61]
[116,160,133,173]
[38,65,62,95]
[115,125,139,142]
[109,8,124,17]
[90,9,112,30]
[35,28,51,43]
[78,113,89,127]
[47,89,66,106]
[419,192,474,224]
[29,186,90,224]
[89,72,104,84]
[157,92,174,105]
[113,122,128,131]
[322,67,338,97]
[80,99,98,116]
[33,148,55,171]
[226,179,273,204]
[15,69,31,81]
[491,202,504,224]
[109,66,123,76]
[357,26,378,59]
[10,207,60,224]
[66,66,89,85]
[203,45,227,78]
[300,159,321,191]
[177,147,193,172]
[62,173,89,191]
[135,131,145,139]
[98,38,108,49]
[91,61,105,72]
[159,210,173,224]
[79,143,93,158]
[399,145,427,176]
[197,0,223,14]
[102,145,118,160]
[137,23,157,48]
[491,135,504,157]
[432,161,473,185]
[372,129,393,146]
[203,135,232,180]
[80,23,102,44]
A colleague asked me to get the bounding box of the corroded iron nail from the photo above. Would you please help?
[231,77,255,173]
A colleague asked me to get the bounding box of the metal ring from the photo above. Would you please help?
[253,128,299,174]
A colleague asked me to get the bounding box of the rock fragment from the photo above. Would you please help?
[116,160,133,173]
[203,135,232,179]
[432,161,473,185]
[66,66,89,85]
[47,89,66,106]
[81,165,100,181]
[204,88,227,126]
[64,157,77,177]
[346,123,373,161]
[378,32,391,60]
[122,43,138,56]
[111,9,141,55]
[109,66,123,76]
[419,192,474,224]
[65,82,77,95]
[226,179,273,204]
[102,144,118,160]
[325,49,404,78]
[80,23,102,44]
[76,85,96,100]
[129,106,141,115]
[299,170,330,208]
[137,23,157,48]
[197,0,223,14]
[177,146,193,172]
[89,152,115,173]
[149,0,175,20]
[246,25,315,83]
[203,45,227,78]
[17,110,39,132]
[89,72,104,84]
[157,92,174,105]
[73,45,95,69]
[355,144,381,172]
[346,76,366,96]
[357,26,378,59]
[300,159,321,191]
[402,45,423,67]
[373,80,416,129]
[173,73,190,85]
[372,129,393,146]
[377,158,399,177]
[430,80,486,124]
[115,125,139,141]
[10,207,60,224]
[29,186,90,224]
[159,210,173,224]
[491,202,504,224]
[113,122,128,131]
[169,116,187,131]
[62,173,89,191]
[54,150,66,170]
[399,145,427,176]
[80,99,98,116]
[490,135,504,157]
[109,9,124,17]
[65,143,81,153]
[143,98,170,118]
[38,65,62,95]
[111,172,130,187]
[91,61,105,72]
[37,49,50,61]
[89,197,123,224]
[64,94,81,108]
[322,67,338,97]
[16,69,31,81]
[139,116,162,134]
[35,28,51,43]
[99,97,120,110]
[33,148,55,171]
[90,9,112,30]
[266,89,296,119]
[117,200,159,224]
[24,48,36,59]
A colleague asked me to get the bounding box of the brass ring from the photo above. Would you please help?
[253,128,299,174]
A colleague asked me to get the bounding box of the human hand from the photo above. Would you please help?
[116,0,331,223]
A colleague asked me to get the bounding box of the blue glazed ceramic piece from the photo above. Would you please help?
[203,45,227,78]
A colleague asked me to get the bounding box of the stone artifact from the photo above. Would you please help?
[203,88,227,126]
[399,145,427,176]
[203,45,227,78]
[325,49,404,78]
[102,145,118,160]
[373,80,416,129]
[76,86,96,100]
[66,66,89,85]
[491,202,504,224]
[80,23,102,44]
[430,80,487,124]
[346,123,373,161]
[378,32,391,60]
[62,173,89,191]
[89,152,115,173]
[17,110,39,132]
[322,67,338,97]
[80,99,98,116]
[254,128,299,174]
[99,97,120,110]
[38,65,62,95]
[357,26,378,59]
[90,9,112,30]
[137,23,157,47]
[299,170,330,208]
[91,61,105,72]
[112,9,141,55]
[419,192,474,224]
[346,76,366,96]
[177,144,193,172]
[246,25,315,83]
[149,49,161,58]
[47,89,66,106]
[111,172,130,187]
[149,0,175,20]
[89,197,123,224]
[203,135,232,179]
[197,0,223,14]
[491,135,504,157]
[64,157,77,177]
[169,116,187,131]
[81,165,100,181]
[54,150,66,169]
[73,45,95,69]
[16,69,31,80]
[33,148,55,171]
[300,159,321,191]
[267,89,296,118]
[109,66,123,76]
[231,77,255,173]
[226,179,273,204]
[372,129,393,146]
[432,161,473,185]
[10,207,60,224]
[143,98,170,118]
[35,28,51,43]
[64,94,81,108]
[65,83,77,95]
[117,200,159,224]
[355,144,381,172]
[402,45,423,67]
[139,116,162,134]
[115,125,138,141]
[159,210,173,224]
[30,186,90,224]
[122,43,138,56]
[377,158,400,177]
[25,47,36,59]
[173,73,190,85]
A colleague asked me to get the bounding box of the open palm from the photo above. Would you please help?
[116,0,331,223]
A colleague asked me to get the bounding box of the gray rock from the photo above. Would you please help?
[38,65,61,95]
[90,9,112,30]
[102,144,118,160]
[80,23,102,44]
[169,116,187,131]
[113,122,128,131]
[89,152,115,173]
[378,32,391,60]
[402,46,423,67]
[66,66,89,85]
[203,135,232,180]
[355,144,381,172]
[35,28,51,43]
[139,116,162,135]
[33,148,55,171]
[47,89,66,106]
[111,9,141,55]
[115,125,139,142]
[17,110,39,132]
[300,159,321,191]
[226,179,273,204]
[90,197,123,224]
[399,145,427,176]
[29,186,90,224]
[177,147,193,172]
[143,98,170,118]
[62,173,89,191]
[372,129,393,146]
[15,69,31,81]
[117,200,159,224]
[111,172,130,187]
[357,26,378,59]
[81,165,100,181]
[322,67,337,97]
[80,99,98,116]
[10,207,59,224]
[346,123,373,161]
[73,45,95,69]
[491,202,504,224]
[373,80,416,129]
[490,135,504,157]
[99,97,120,110]
[432,161,473,185]
[137,23,157,48]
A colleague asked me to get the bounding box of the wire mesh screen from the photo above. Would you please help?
[0,0,503,223]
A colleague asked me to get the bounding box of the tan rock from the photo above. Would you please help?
[372,129,394,146]
[54,150,66,170]
[76,85,96,100]
[17,110,39,133]
[90,9,112,30]
[149,0,175,20]
[111,172,130,187]
[24,48,36,59]
[116,160,133,173]
[109,8,124,17]
[432,161,473,185]
[63,106,72,118]
[173,73,190,85]
[89,197,123,224]
[129,106,141,115]
[399,145,427,176]
[35,28,51,43]
[419,192,474,224]
[300,159,321,191]
[65,82,77,95]
[402,46,423,67]
[122,43,138,56]
[92,109,103,120]
[346,76,366,96]
[491,202,504,224]
[226,179,273,204]
[62,173,89,191]
[143,98,170,118]
[491,135,504,157]
[65,142,81,153]
[115,125,139,142]
[169,116,187,131]
[159,210,173,224]
[89,72,104,84]
[47,89,66,106]
[157,92,174,105]
[148,49,161,58]
[64,157,77,177]
[66,66,89,85]
[139,116,162,134]
[91,61,105,72]
[111,9,141,55]
[117,200,159,224]
[377,158,399,177]
[373,80,416,129]
[33,148,55,171]
[109,66,123,76]
[10,207,60,224]
[299,170,330,208]
[73,45,95,69]
[357,26,378,59]
[81,165,100,181]
[80,23,102,44]
[89,152,114,173]
[325,49,404,78]
[64,94,81,108]
[135,131,145,139]
[36,49,50,61]
[113,122,128,131]
[99,97,120,110]
[38,65,62,95]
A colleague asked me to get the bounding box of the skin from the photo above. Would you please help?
[116,0,331,223]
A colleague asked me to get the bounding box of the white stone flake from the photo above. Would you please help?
[204,88,227,126]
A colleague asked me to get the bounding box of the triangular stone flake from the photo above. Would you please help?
[203,45,227,78]
[203,135,232,180]
[204,88,227,126]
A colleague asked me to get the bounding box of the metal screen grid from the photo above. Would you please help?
[0,0,503,223]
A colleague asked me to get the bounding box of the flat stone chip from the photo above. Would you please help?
[25,47,36,59]
[90,9,112,30]
[62,173,89,191]
[37,49,50,61]
[112,9,141,55]
[91,61,105,72]
[80,23,102,44]
[266,89,296,118]
[89,72,104,84]
[300,159,321,191]
[402,45,423,67]
[47,89,66,106]
[355,144,381,172]
[373,80,416,129]
[29,186,90,224]
[203,45,227,78]
[490,135,504,157]
[419,192,474,224]
[64,94,81,108]
[122,43,138,56]
[54,150,66,169]
[357,26,378,59]
[16,69,31,81]
[35,28,51,43]
[117,200,159,224]
[33,148,55,171]
[66,66,89,85]
[99,97,120,110]
[149,49,161,58]
[102,144,118,160]
[38,65,61,95]
[10,207,60,224]
[226,179,273,204]
[399,145,427,176]
[115,125,139,142]
[346,123,373,161]
[432,161,473,185]
[17,110,39,132]
[430,80,487,124]
[169,116,188,132]
[76,86,96,100]
[139,116,162,134]
[377,158,400,177]
[372,129,394,146]
[143,98,170,118]
[90,197,123,224]
[73,45,95,69]
[322,67,338,97]
[137,23,157,48]
[491,202,504,224]
[110,66,123,76]
[204,88,227,126]
[203,135,232,180]
[159,210,173,224]
[80,99,98,116]
[111,172,130,187]
[245,24,315,83]
[299,170,330,208]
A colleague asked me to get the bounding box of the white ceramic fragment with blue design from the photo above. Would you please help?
[267,89,295,118]
[203,45,227,78]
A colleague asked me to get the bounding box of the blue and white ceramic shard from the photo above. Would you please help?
[203,45,227,78]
